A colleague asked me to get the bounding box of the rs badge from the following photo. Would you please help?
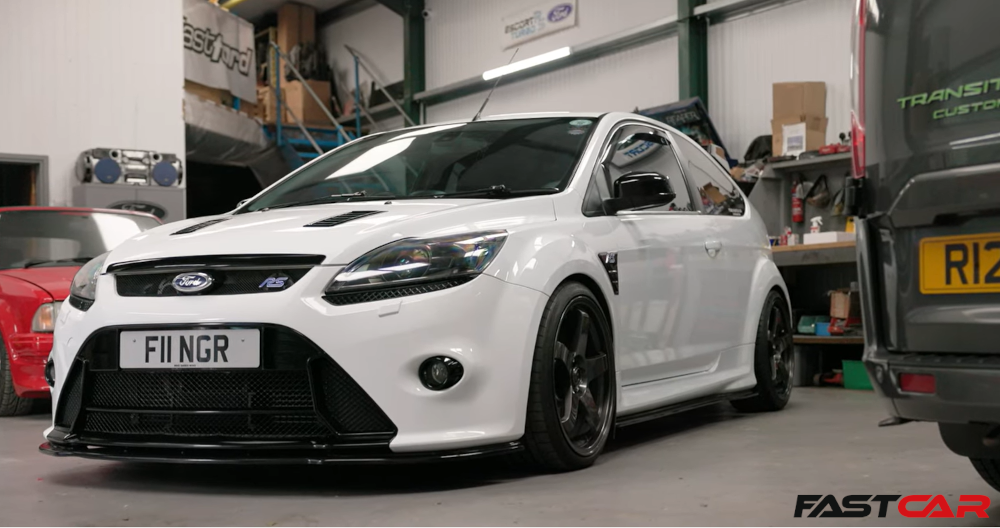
[259,275,291,290]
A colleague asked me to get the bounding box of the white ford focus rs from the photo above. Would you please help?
[41,112,792,470]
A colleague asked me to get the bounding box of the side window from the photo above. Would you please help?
[602,125,695,212]
[671,134,746,216]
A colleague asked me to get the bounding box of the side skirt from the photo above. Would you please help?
[614,389,756,428]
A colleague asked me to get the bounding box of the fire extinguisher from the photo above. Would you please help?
[791,178,805,223]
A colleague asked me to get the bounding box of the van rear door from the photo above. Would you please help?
[856,0,1000,354]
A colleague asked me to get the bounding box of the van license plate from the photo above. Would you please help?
[920,233,1000,294]
[119,329,260,369]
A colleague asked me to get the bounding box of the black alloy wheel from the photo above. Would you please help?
[523,282,615,471]
[767,301,794,398]
[732,290,793,412]
[552,299,612,457]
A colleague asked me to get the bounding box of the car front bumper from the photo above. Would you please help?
[7,331,52,399]
[38,436,524,465]
[46,268,548,458]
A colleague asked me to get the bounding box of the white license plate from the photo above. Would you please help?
[119,329,260,369]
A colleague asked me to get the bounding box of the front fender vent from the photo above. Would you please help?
[305,210,383,228]
[171,218,230,235]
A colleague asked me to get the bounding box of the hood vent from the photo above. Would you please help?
[305,210,383,228]
[171,218,230,235]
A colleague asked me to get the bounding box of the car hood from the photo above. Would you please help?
[104,198,557,268]
[0,266,79,299]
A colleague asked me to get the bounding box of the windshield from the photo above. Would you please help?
[0,210,160,269]
[241,117,597,212]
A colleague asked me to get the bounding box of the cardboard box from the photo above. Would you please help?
[284,80,331,124]
[258,80,332,125]
[803,231,856,245]
[299,5,315,44]
[771,115,828,155]
[277,2,316,53]
[185,80,234,107]
[773,82,826,120]
[830,289,861,320]
[257,85,287,124]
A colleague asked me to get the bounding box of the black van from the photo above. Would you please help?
[853,0,1000,490]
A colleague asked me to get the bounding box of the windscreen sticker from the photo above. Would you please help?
[567,119,592,135]
[898,78,1000,120]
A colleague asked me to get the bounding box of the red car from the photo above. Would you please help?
[0,207,161,415]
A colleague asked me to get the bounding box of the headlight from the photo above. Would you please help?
[69,252,109,311]
[31,302,61,332]
[326,231,508,297]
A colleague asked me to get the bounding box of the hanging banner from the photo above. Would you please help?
[183,0,257,102]
[501,0,577,50]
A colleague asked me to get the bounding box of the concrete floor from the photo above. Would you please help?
[1,388,997,526]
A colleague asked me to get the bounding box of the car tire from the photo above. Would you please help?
[0,336,34,417]
[970,458,1000,493]
[732,290,793,413]
[521,282,615,472]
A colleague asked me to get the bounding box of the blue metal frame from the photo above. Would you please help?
[274,46,283,147]
[265,44,361,168]
[354,55,362,137]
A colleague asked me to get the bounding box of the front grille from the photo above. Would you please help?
[82,411,332,438]
[54,361,84,429]
[56,325,396,443]
[116,268,311,297]
[324,277,473,306]
[89,370,313,410]
[314,359,395,433]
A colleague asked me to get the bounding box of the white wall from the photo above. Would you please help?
[707,0,854,159]
[425,0,677,90]
[427,37,679,122]
[317,0,853,157]
[422,0,679,123]
[321,3,402,107]
[0,0,185,207]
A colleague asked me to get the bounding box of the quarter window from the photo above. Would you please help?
[601,126,695,212]
[671,135,746,216]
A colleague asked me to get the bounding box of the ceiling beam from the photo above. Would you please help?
[375,0,406,17]
[317,0,378,26]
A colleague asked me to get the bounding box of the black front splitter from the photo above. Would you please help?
[39,440,523,465]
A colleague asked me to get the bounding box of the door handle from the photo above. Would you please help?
[705,239,722,257]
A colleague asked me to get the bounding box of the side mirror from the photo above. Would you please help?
[604,172,676,214]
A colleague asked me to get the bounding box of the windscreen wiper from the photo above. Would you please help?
[436,185,561,199]
[258,191,385,211]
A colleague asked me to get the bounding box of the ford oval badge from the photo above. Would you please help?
[548,3,572,23]
[172,272,213,293]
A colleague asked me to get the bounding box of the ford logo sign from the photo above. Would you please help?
[548,3,572,23]
[172,272,213,293]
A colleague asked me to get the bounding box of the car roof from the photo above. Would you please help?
[0,206,161,221]
[475,111,605,121]
[365,112,667,138]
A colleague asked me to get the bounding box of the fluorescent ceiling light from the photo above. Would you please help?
[482,47,571,81]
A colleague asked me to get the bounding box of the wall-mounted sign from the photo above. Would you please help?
[502,0,577,50]
[183,0,256,102]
